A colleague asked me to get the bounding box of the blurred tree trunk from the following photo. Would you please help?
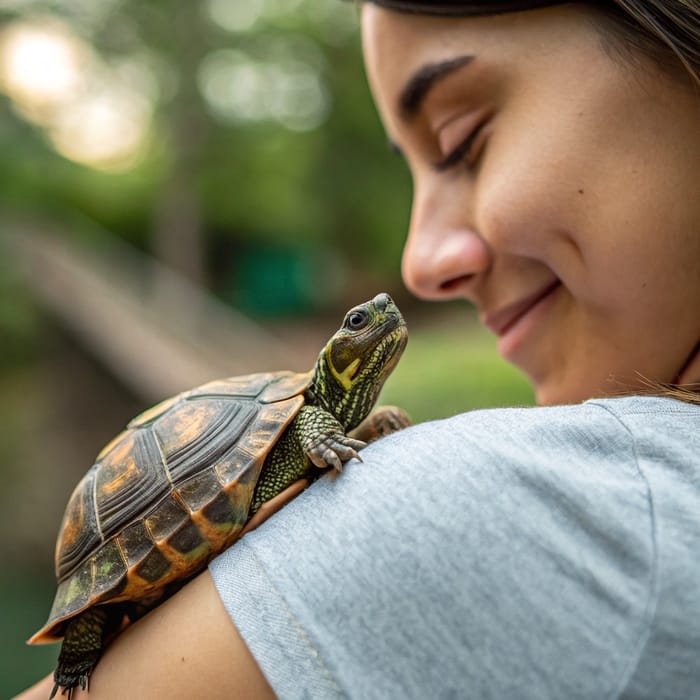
[152,0,210,288]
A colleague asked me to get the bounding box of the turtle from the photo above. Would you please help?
[29,292,409,698]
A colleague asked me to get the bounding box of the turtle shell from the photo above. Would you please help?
[30,370,311,644]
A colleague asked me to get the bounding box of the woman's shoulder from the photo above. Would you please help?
[403,394,700,480]
[369,395,694,486]
[210,396,700,699]
[428,393,700,441]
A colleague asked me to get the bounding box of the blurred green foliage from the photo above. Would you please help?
[0,256,41,368]
[1,571,58,698]
[0,0,412,315]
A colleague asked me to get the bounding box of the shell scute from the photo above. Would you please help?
[55,468,99,581]
[118,520,155,569]
[127,393,183,429]
[166,518,206,555]
[155,398,256,485]
[134,547,172,584]
[213,447,251,486]
[91,541,127,600]
[94,429,167,548]
[176,468,224,513]
[260,370,313,403]
[142,494,190,543]
[200,490,239,527]
[49,538,128,632]
[154,400,220,460]
[188,371,303,400]
[228,397,304,463]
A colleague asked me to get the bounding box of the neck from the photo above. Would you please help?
[675,338,700,386]
[307,356,379,430]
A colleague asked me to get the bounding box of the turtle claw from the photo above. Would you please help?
[306,435,366,471]
[50,674,88,700]
[49,683,76,700]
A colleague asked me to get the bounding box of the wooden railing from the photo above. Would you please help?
[4,220,310,402]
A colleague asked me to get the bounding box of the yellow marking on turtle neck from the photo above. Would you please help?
[329,355,361,391]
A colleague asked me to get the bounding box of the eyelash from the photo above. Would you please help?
[433,125,484,172]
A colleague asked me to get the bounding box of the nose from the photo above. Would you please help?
[401,187,492,301]
[373,292,391,313]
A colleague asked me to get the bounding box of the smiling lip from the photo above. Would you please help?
[482,280,561,337]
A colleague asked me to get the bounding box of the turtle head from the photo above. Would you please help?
[310,292,407,430]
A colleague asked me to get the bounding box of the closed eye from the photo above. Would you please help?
[432,125,484,172]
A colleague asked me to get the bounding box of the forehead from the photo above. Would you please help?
[362,6,513,125]
[361,5,470,104]
[361,5,598,122]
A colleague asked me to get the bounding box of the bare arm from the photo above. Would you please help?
[14,572,275,700]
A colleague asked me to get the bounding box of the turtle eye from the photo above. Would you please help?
[345,309,370,331]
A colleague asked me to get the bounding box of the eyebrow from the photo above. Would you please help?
[398,54,476,120]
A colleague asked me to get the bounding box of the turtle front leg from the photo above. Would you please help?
[351,405,412,443]
[298,405,366,471]
[51,607,111,699]
[251,405,365,513]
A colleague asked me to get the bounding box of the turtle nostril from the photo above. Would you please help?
[373,293,391,313]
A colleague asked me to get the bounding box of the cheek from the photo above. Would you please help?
[478,164,671,310]
[474,156,582,263]
[472,90,624,264]
[473,122,645,295]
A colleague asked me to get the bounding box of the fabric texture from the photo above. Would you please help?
[209,396,700,699]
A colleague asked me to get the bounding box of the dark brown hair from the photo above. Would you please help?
[366,1,700,85]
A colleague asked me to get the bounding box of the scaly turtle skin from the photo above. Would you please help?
[29,293,408,698]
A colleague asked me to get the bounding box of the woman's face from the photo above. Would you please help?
[362,4,700,404]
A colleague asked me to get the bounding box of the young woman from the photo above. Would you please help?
[18,2,700,698]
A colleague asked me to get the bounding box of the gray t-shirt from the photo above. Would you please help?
[209,396,700,699]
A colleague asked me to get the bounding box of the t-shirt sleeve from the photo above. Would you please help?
[209,403,655,699]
